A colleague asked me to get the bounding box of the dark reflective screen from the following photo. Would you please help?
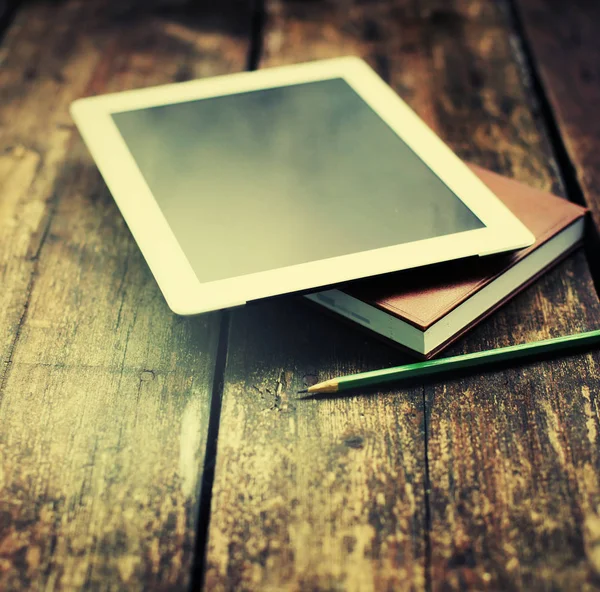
[112,78,484,283]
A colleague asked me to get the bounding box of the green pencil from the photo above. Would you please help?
[299,329,600,394]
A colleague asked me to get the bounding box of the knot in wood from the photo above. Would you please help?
[140,370,155,382]
[344,435,365,449]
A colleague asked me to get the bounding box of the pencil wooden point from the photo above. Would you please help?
[302,379,340,394]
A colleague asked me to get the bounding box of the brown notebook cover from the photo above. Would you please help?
[328,164,587,357]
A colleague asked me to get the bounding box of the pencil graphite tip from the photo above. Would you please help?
[297,388,308,394]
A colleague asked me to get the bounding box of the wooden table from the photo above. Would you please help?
[2,0,600,589]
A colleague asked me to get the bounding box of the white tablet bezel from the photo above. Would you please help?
[71,56,534,315]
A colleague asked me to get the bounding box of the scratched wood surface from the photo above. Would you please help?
[203,3,431,590]
[0,1,249,589]
[414,2,600,589]
[204,0,600,591]
[512,0,600,233]
[2,0,600,591]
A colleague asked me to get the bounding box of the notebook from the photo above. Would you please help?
[306,165,587,358]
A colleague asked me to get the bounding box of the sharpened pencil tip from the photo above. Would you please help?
[297,388,308,394]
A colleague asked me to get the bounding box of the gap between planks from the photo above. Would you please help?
[503,0,600,298]
[0,0,22,41]
[191,311,232,591]
[191,3,266,587]
[422,385,433,592]
[247,0,266,71]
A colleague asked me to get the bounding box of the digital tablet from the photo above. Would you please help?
[71,57,534,315]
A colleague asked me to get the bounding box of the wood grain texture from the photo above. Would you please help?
[204,14,430,588]
[205,300,426,592]
[411,0,600,589]
[205,0,600,590]
[0,1,249,589]
[205,1,432,590]
[511,0,600,231]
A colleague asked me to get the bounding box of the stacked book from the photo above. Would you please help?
[306,165,586,358]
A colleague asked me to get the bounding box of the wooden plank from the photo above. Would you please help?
[204,2,435,590]
[204,0,600,590]
[413,0,600,589]
[0,1,250,589]
[511,0,600,232]
[205,301,427,591]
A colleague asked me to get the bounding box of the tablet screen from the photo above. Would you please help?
[112,78,484,283]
